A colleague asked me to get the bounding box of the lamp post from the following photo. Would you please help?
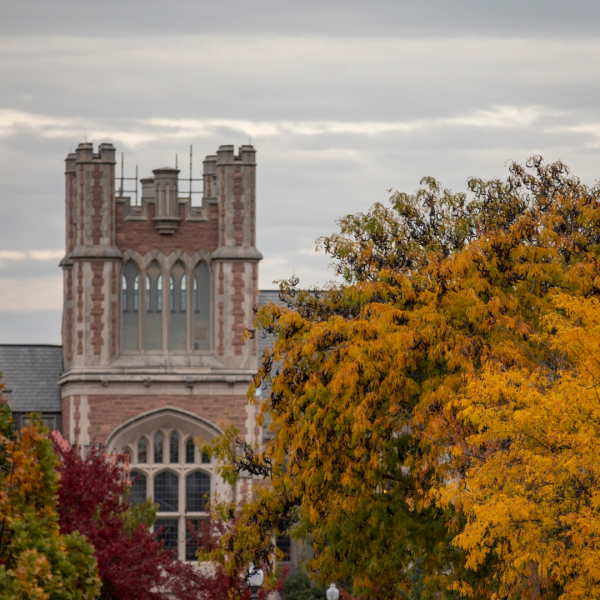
[247,563,264,600]
[326,583,340,600]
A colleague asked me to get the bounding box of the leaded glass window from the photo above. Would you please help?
[155,471,179,512]
[186,519,204,561]
[201,452,211,464]
[186,438,195,463]
[186,471,210,512]
[154,432,164,463]
[170,262,187,350]
[145,262,163,350]
[138,438,148,463]
[129,471,147,506]
[193,263,210,351]
[122,263,139,350]
[156,518,178,555]
[170,432,179,463]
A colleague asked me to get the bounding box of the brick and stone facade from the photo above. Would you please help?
[59,142,261,449]
[57,142,263,558]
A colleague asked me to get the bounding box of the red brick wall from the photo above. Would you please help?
[115,203,219,256]
[84,394,249,443]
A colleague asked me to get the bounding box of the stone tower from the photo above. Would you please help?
[58,143,262,556]
[59,141,262,559]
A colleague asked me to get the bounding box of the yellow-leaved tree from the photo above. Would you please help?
[442,294,600,600]
[202,157,600,600]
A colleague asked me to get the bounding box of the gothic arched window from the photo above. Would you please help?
[185,438,195,464]
[138,438,148,463]
[186,471,210,511]
[122,263,139,350]
[146,262,163,350]
[170,432,179,463]
[154,432,164,463]
[154,471,179,512]
[193,263,210,351]
[170,262,187,350]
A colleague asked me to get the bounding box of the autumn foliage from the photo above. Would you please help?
[55,441,287,600]
[203,157,600,599]
[0,413,99,600]
[56,442,214,600]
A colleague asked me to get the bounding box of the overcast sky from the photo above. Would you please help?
[2,0,600,344]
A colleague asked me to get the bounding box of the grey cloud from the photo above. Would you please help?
[2,7,600,342]
[0,311,61,345]
[2,0,600,39]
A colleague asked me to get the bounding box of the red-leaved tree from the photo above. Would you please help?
[54,442,287,600]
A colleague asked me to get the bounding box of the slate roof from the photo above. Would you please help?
[0,345,63,412]
[257,289,285,366]
[256,290,286,432]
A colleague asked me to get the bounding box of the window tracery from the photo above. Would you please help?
[115,425,213,561]
[120,259,210,354]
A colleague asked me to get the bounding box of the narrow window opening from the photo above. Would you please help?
[170,262,187,351]
[194,263,210,351]
[186,439,195,464]
[170,432,179,463]
[122,263,139,350]
[138,438,147,463]
[145,262,163,350]
[154,432,164,463]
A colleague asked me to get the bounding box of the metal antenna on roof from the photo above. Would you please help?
[119,153,124,197]
[175,153,178,169]
[115,152,138,204]
[179,144,202,202]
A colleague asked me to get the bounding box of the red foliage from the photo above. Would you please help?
[54,442,287,600]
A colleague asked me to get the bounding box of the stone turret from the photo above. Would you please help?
[152,167,180,235]
[211,145,262,369]
[61,142,121,370]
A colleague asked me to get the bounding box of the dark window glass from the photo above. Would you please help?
[154,432,164,463]
[201,452,211,464]
[186,518,204,561]
[145,262,163,350]
[170,432,179,463]
[186,471,210,512]
[186,439,195,464]
[193,263,210,351]
[156,518,178,555]
[138,438,147,463]
[170,262,187,350]
[122,263,139,350]
[276,536,292,562]
[154,471,179,512]
[129,471,147,505]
